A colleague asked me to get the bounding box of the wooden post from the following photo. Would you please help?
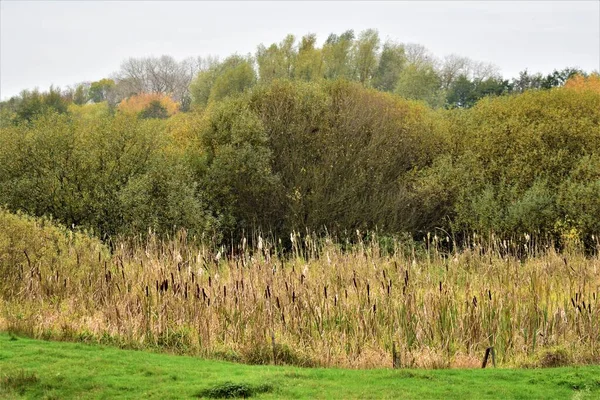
[482,346,495,368]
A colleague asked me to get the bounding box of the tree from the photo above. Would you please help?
[139,100,169,119]
[395,64,444,107]
[117,93,179,118]
[294,33,324,81]
[190,68,219,108]
[322,30,355,80]
[446,75,509,108]
[115,56,197,104]
[256,34,296,83]
[191,55,256,107]
[403,43,437,69]
[208,57,257,103]
[541,67,582,89]
[446,74,476,108]
[6,86,70,123]
[351,29,380,85]
[439,54,472,90]
[510,69,544,93]
[89,79,115,103]
[198,98,281,232]
[372,41,405,92]
[72,84,90,105]
[563,72,600,93]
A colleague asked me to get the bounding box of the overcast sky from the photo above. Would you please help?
[1,1,599,100]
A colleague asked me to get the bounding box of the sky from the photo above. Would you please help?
[1,0,599,100]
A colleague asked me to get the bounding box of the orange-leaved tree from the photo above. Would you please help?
[117,93,179,118]
[564,73,600,93]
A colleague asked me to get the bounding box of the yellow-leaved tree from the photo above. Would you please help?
[117,93,179,118]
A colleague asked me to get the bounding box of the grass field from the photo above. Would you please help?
[1,333,599,399]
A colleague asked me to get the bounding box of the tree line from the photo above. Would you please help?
[1,29,599,247]
[1,29,587,121]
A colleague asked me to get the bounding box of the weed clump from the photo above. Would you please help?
[197,381,273,398]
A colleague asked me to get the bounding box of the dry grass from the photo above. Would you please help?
[2,230,600,369]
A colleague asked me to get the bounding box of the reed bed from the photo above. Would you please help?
[2,230,599,369]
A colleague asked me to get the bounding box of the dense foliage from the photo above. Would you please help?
[0,29,599,245]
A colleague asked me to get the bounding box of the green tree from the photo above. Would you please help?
[208,58,257,103]
[191,56,256,107]
[372,41,405,92]
[198,98,281,232]
[322,30,355,80]
[73,84,89,105]
[139,100,169,119]
[89,79,115,103]
[294,34,323,81]
[256,34,296,83]
[351,29,380,85]
[446,74,476,108]
[395,64,444,107]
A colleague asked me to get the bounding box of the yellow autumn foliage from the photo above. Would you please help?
[117,93,180,116]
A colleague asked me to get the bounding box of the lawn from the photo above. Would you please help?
[1,333,599,399]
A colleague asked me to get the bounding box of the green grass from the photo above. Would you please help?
[1,333,599,399]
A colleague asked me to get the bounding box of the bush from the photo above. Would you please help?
[197,382,273,399]
[0,209,107,299]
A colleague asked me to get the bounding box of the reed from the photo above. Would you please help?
[2,226,599,369]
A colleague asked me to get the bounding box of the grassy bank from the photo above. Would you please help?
[1,333,599,399]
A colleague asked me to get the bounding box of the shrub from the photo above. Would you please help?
[197,382,273,399]
[0,209,107,299]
